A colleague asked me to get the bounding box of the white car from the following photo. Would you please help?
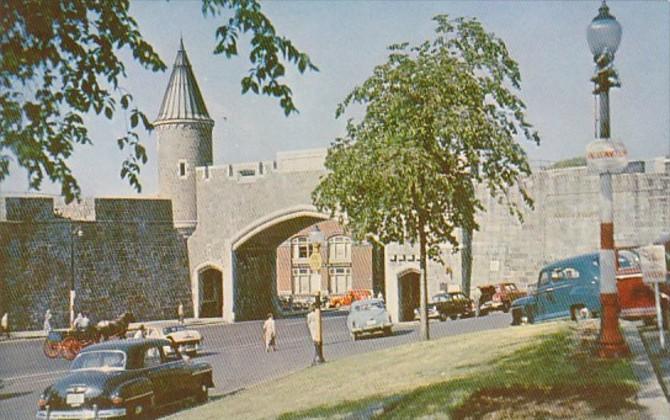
[146,325,203,356]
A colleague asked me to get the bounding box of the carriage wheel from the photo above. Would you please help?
[43,340,60,359]
[61,336,82,361]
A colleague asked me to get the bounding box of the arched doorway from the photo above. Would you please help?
[199,268,223,317]
[398,270,420,322]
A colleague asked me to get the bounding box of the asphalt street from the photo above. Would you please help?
[0,312,510,419]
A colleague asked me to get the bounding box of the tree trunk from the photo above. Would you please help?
[461,227,473,298]
[419,218,430,341]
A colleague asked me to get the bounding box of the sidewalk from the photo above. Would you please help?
[0,317,226,343]
[622,321,670,419]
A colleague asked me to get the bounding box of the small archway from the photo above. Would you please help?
[199,268,223,317]
[397,269,420,322]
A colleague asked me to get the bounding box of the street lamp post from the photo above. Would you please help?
[586,0,629,358]
[69,225,83,328]
[309,225,325,365]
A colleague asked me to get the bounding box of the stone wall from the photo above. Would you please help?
[0,197,192,330]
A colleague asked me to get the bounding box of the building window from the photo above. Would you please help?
[178,160,187,178]
[228,165,233,177]
[292,268,315,294]
[328,236,351,263]
[259,162,264,175]
[291,236,313,261]
[329,267,352,294]
[239,169,255,177]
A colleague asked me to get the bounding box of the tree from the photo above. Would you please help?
[312,15,539,341]
[0,0,317,202]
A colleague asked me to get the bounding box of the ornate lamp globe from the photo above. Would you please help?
[587,1,622,60]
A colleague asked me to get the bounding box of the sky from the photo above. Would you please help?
[2,0,669,198]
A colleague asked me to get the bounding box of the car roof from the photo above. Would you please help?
[351,298,383,307]
[541,253,599,271]
[80,338,171,353]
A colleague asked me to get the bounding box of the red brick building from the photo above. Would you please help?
[276,220,372,297]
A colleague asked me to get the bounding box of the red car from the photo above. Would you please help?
[329,289,372,308]
[617,247,670,323]
[478,282,527,313]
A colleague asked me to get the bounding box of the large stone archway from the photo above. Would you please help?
[397,268,420,322]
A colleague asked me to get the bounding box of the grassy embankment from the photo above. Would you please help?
[175,321,640,419]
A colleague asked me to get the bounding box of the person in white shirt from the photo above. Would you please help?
[262,313,277,352]
[134,325,147,339]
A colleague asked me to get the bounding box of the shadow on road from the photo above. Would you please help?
[0,390,33,402]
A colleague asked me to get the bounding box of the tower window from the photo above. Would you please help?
[178,160,187,178]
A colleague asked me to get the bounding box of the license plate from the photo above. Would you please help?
[66,393,85,406]
[366,319,377,326]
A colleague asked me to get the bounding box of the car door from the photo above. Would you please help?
[142,345,172,404]
[534,270,553,321]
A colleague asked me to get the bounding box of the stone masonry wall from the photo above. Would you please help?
[0,197,192,331]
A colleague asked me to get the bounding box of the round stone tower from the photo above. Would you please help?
[154,39,214,237]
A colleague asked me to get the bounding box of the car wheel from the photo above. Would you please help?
[511,308,523,326]
[526,309,535,324]
[449,314,458,321]
[129,395,154,419]
[502,302,511,313]
[195,382,209,404]
[383,327,392,337]
[571,306,590,322]
[43,340,60,358]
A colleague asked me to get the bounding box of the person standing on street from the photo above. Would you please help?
[472,287,482,317]
[134,325,147,339]
[178,302,185,325]
[43,309,52,334]
[262,313,277,352]
[1,312,9,338]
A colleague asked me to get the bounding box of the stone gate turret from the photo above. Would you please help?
[154,39,214,237]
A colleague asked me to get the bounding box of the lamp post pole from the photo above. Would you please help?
[309,226,325,365]
[586,0,629,358]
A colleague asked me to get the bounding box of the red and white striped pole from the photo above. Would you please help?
[587,1,629,358]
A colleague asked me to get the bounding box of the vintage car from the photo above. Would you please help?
[145,324,203,356]
[329,289,372,308]
[478,282,527,313]
[346,298,393,340]
[36,338,214,419]
[414,292,477,321]
[510,250,670,325]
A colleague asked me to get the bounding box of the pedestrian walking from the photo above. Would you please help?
[1,312,9,338]
[472,287,482,317]
[73,312,84,330]
[178,302,185,325]
[134,325,147,339]
[262,313,277,352]
[43,309,52,334]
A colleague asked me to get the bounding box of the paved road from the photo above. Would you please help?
[0,312,510,419]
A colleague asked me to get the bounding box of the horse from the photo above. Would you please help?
[95,312,135,341]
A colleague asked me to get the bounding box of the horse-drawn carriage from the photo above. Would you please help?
[42,312,134,360]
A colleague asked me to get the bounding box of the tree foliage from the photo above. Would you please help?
[313,14,539,262]
[1,0,317,202]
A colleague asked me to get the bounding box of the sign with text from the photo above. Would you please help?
[639,245,666,284]
[586,139,628,174]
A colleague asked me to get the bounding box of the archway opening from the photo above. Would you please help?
[199,268,223,317]
[398,270,420,322]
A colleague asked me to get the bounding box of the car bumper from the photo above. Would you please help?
[37,408,126,419]
[621,306,657,320]
[351,322,392,333]
[165,342,201,354]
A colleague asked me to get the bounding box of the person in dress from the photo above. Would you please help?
[178,302,185,325]
[43,309,52,334]
[263,313,277,352]
[1,312,9,338]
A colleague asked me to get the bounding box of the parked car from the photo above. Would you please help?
[329,289,372,308]
[479,282,527,313]
[346,298,393,340]
[510,250,670,326]
[414,292,477,321]
[36,338,214,419]
[145,324,203,356]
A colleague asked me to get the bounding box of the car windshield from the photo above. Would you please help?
[71,350,126,371]
[504,284,517,291]
[163,325,185,334]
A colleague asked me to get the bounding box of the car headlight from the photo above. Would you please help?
[38,392,49,409]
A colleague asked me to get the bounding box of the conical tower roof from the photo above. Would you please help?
[155,39,213,126]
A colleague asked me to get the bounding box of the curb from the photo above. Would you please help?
[622,322,670,419]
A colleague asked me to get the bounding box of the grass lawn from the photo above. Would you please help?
[173,320,641,419]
